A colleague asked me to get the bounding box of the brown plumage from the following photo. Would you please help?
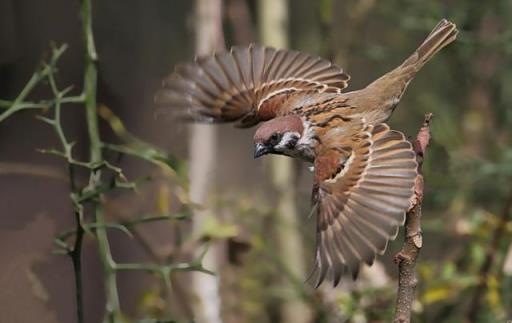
[156,19,457,286]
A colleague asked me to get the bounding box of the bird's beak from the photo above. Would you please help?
[254,143,270,159]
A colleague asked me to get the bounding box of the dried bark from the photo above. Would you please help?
[393,113,433,323]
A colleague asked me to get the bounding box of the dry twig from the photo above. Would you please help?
[393,113,433,323]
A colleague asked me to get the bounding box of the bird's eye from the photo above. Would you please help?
[269,133,280,145]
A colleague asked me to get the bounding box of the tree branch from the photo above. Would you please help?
[0,44,69,123]
[393,113,433,323]
[79,0,123,321]
[1,1,212,321]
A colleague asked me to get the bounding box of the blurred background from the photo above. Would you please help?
[1,0,511,322]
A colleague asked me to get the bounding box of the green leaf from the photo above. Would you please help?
[200,216,239,239]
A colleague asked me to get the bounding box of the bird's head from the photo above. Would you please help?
[253,115,304,158]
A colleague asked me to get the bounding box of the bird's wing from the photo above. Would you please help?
[310,123,417,287]
[155,44,350,128]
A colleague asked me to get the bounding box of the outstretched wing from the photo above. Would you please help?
[155,44,350,128]
[310,123,417,287]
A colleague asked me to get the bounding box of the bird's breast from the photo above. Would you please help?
[293,144,316,163]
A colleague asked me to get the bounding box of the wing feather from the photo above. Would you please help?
[155,44,350,127]
[310,123,417,287]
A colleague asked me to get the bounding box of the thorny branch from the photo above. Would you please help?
[0,44,83,123]
[47,54,86,323]
[393,113,433,323]
[1,42,89,323]
[0,1,212,321]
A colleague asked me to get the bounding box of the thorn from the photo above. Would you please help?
[35,115,55,125]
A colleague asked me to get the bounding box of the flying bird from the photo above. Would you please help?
[155,19,458,287]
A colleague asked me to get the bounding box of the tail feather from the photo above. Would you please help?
[401,19,458,70]
[359,19,458,124]
[367,19,458,90]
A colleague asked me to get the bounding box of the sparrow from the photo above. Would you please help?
[155,19,458,287]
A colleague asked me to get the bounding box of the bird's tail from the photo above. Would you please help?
[400,19,458,72]
[359,19,457,123]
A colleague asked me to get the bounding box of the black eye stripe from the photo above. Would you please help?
[269,133,281,145]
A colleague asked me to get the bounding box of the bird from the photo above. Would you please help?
[155,19,458,287]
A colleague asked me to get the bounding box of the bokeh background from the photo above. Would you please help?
[1,0,511,322]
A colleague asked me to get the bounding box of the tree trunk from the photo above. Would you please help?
[189,1,225,322]
[258,1,312,322]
